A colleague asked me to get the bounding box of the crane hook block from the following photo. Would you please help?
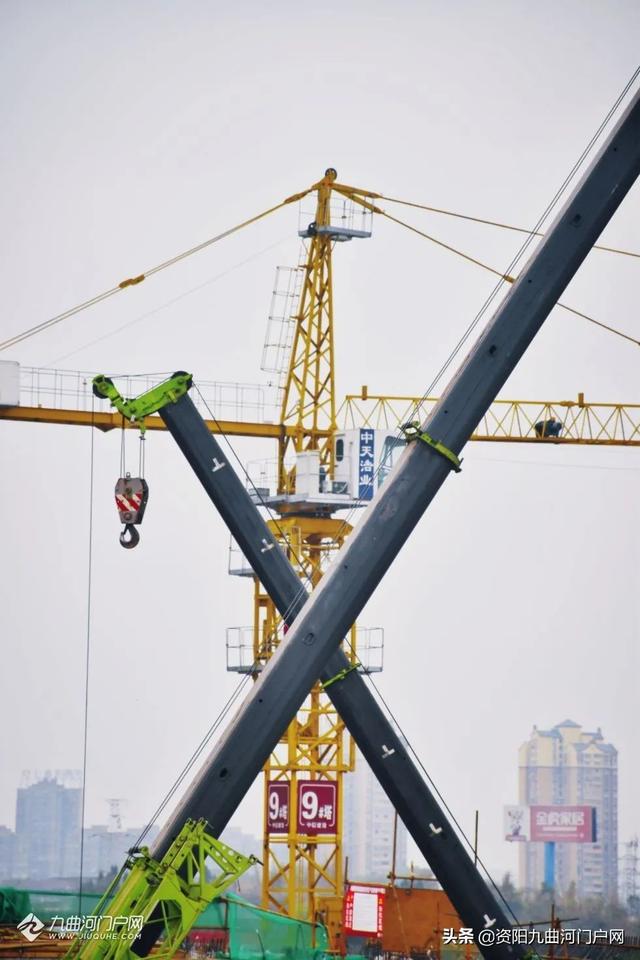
[115,476,149,549]
[119,524,140,549]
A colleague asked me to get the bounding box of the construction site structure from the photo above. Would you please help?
[1,85,639,960]
[92,371,524,960]
[2,363,639,448]
[126,92,640,960]
[236,170,376,929]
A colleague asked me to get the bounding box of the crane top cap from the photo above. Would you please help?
[299,172,373,242]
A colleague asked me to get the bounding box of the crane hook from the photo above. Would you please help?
[119,523,140,549]
[115,475,148,550]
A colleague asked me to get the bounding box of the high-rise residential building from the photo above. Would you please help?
[14,775,82,879]
[518,720,618,899]
[343,748,407,882]
[5,776,160,883]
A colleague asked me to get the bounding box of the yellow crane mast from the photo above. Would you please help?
[253,169,364,941]
[278,168,338,492]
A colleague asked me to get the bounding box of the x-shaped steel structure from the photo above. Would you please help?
[99,88,640,960]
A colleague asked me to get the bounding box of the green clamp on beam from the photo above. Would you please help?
[401,421,462,473]
[92,371,193,431]
[321,662,361,690]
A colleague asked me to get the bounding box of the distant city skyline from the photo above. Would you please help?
[0,774,159,883]
[0,771,267,894]
[518,719,618,900]
[0,768,408,887]
[1,738,635,897]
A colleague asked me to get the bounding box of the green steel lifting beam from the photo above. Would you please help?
[63,819,256,960]
[92,373,193,431]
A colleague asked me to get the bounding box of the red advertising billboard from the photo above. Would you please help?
[344,883,385,937]
[505,804,596,843]
[267,781,290,834]
[530,805,596,842]
[296,782,337,835]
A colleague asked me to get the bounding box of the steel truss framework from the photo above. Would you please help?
[258,519,355,929]
[341,393,640,446]
[278,171,337,492]
[4,391,640,447]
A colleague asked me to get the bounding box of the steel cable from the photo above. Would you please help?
[0,195,305,353]
[77,395,95,913]
[378,195,640,260]
[326,64,640,543]
[378,209,640,348]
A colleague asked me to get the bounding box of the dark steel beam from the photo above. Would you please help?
[158,392,519,957]
[144,87,640,954]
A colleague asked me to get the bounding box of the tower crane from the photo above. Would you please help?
[2,168,639,936]
[0,88,638,960]
[53,79,640,958]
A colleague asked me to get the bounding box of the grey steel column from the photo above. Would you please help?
[159,392,520,958]
[148,87,640,949]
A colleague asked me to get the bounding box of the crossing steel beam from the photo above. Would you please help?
[133,87,640,957]
[157,391,520,957]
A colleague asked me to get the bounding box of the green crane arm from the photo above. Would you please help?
[92,373,193,429]
[63,819,256,960]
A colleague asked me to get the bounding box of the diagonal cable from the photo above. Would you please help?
[378,195,640,260]
[0,192,309,353]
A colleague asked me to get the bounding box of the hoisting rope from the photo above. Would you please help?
[78,395,95,913]
[133,671,254,848]
[377,195,640,260]
[332,185,640,349]
[376,206,640,348]
[0,191,309,353]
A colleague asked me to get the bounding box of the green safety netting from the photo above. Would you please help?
[0,888,329,960]
[0,887,35,924]
[211,893,329,960]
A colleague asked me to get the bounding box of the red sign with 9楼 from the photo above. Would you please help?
[267,781,290,834]
[296,782,337,835]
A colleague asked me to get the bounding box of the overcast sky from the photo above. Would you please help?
[0,0,638,887]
